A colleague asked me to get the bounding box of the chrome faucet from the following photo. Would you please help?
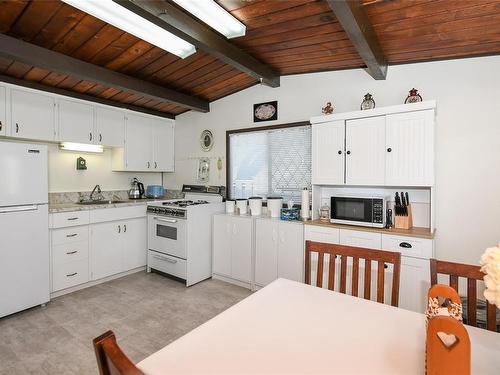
[90,184,103,201]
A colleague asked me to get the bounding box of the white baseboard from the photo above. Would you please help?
[212,273,253,290]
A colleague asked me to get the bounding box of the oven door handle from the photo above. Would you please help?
[154,217,178,224]
[153,254,178,264]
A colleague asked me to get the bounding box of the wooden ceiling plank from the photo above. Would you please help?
[40,72,68,87]
[55,76,82,90]
[327,0,387,80]
[0,33,209,111]
[71,24,126,62]
[5,61,32,78]
[179,64,235,92]
[228,0,312,21]
[249,32,352,54]
[133,53,179,79]
[0,0,30,33]
[0,57,14,73]
[216,0,264,13]
[105,41,154,71]
[52,15,107,55]
[114,0,280,87]
[175,60,226,89]
[0,73,174,118]
[152,53,217,85]
[23,67,51,82]
[89,33,140,66]
[9,0,63,41]
[363,0,435,17]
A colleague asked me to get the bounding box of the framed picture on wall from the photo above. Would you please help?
[253,101,278,122]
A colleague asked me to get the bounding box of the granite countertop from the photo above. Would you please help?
[49,198,164,213]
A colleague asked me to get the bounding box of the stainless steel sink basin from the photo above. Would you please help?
[77,200,124,205]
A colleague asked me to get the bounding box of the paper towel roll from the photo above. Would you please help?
[301,188,310,219]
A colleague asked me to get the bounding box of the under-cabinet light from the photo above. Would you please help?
[173,0,246,39]
[61,0,196,58]
[60,142,104,153]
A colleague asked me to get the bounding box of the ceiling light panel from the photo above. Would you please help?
[62,0,196,58]
[173,0,246,39]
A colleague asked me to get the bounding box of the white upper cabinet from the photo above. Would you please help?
[10,88,55,141]
[95,106,125,147]
[125,113,153,171]
[385,109,434,186]
[152,118,174,172]
[58,99,94,143]
[345,116,386,185]
[312,120,344,185]
[0,87,6,136]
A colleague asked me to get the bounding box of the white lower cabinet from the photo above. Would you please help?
[255,218,303,287]
[213,214,253,284]
[304,224,433,312]
[50,208,147,294]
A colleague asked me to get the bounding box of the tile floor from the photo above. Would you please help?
[0,272,252,374]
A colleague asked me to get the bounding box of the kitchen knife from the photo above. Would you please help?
[401,191,407,216]
[395,192,401,215]
[405,192,410,206]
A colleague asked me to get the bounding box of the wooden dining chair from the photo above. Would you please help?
[430,258,498,332]
[305,241,401,307]
[93,331,144,375]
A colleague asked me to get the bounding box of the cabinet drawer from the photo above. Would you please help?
[148,251,186,280]
[52,240,88,266]
[52,226,88,245]
[304,225,339,244]
[51,211,90,228]
[339,229,381,249]
[52,258,89,292]
[382,234,433,259]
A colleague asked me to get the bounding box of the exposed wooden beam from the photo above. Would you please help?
[0,33,209,112]
[326,0,387,80]
[114,0,280,88]
[0,74,175,119]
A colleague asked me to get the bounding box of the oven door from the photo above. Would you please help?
[330,197,373,226]
[148,215,187,259]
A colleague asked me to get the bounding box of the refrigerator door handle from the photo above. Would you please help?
[0,205,38,213]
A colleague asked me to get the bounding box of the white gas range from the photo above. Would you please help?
[146,185,225,286]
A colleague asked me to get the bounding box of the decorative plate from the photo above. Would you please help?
[405,88,423,104]
[253,101,278,122]
[200,129,213,152]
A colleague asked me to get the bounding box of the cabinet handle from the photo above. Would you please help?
[99,133,102,142]
[384,264,388,269]
[123,224,127,233]
[346,150,351,155]
[89,132,93,141]
[66,272,78,277]
[66,250,77,255]
[16,123,19,133]
[67,217,79,221]
[337,150,342,155]
[399,242,412,248]
[0,120,2,131]
[387,147,392,153]
[118,225,121,233]
[154,161,157,169]
[66,233,78,238]
[147,161,150,168]
[153,254,177,264]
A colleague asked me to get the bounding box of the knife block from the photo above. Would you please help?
[395,204,413,230]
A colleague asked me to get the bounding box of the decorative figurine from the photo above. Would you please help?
[405,88,423,104]
[360,93,375,110]
[322,101,333,115]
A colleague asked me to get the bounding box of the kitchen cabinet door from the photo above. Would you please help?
[152,118,174,172]
[212,215,232,277]
[58,99,94,143]
[11,88,55,141]
[277,222,304,283]
[95,106,125,147]
[399,256,430,312]
[123,217,147,270]
[0,86,6,136]
[345,116,385,185]
[125,113,152,171]
[312,120,345,185]
[90,221,124,280]
[385,110,434,186]
[255,220,278,286]
[230,217,253,283]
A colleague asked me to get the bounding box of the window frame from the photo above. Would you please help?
[226,121,311,200]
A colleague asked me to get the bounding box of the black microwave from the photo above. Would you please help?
[330,196,387,228]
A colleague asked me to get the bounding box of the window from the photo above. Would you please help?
[228,123,312,203]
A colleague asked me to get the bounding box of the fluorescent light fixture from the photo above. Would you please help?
[173,0,246,39]
[61,0,196,58]
[60,142,104,153]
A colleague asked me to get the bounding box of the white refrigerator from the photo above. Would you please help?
[0,141,50,318]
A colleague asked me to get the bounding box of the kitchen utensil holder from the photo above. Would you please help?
[394,204,413,230]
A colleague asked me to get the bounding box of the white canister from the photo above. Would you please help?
[267,197,283,218]
[248,197,263,216]
[301,188,310,220]
[236,199,248,215]
[225,200,235,214]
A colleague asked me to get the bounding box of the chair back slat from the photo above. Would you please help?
[340,255,347,293]
[93,331,144,375]
[467,279,477,326]
[305,247,311,284]
[351,257,359,297]
[305,241,401,307]
[316,252,324,288]
[430,258,498,332]
[364,259,371,300]
[327,255,336,291]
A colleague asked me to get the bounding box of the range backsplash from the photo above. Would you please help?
[49,189,184,204]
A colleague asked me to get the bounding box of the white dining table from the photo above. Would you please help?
[138,278,500,374]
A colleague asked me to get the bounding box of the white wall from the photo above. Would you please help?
[48,144,161,192]
[165,55,500,265]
